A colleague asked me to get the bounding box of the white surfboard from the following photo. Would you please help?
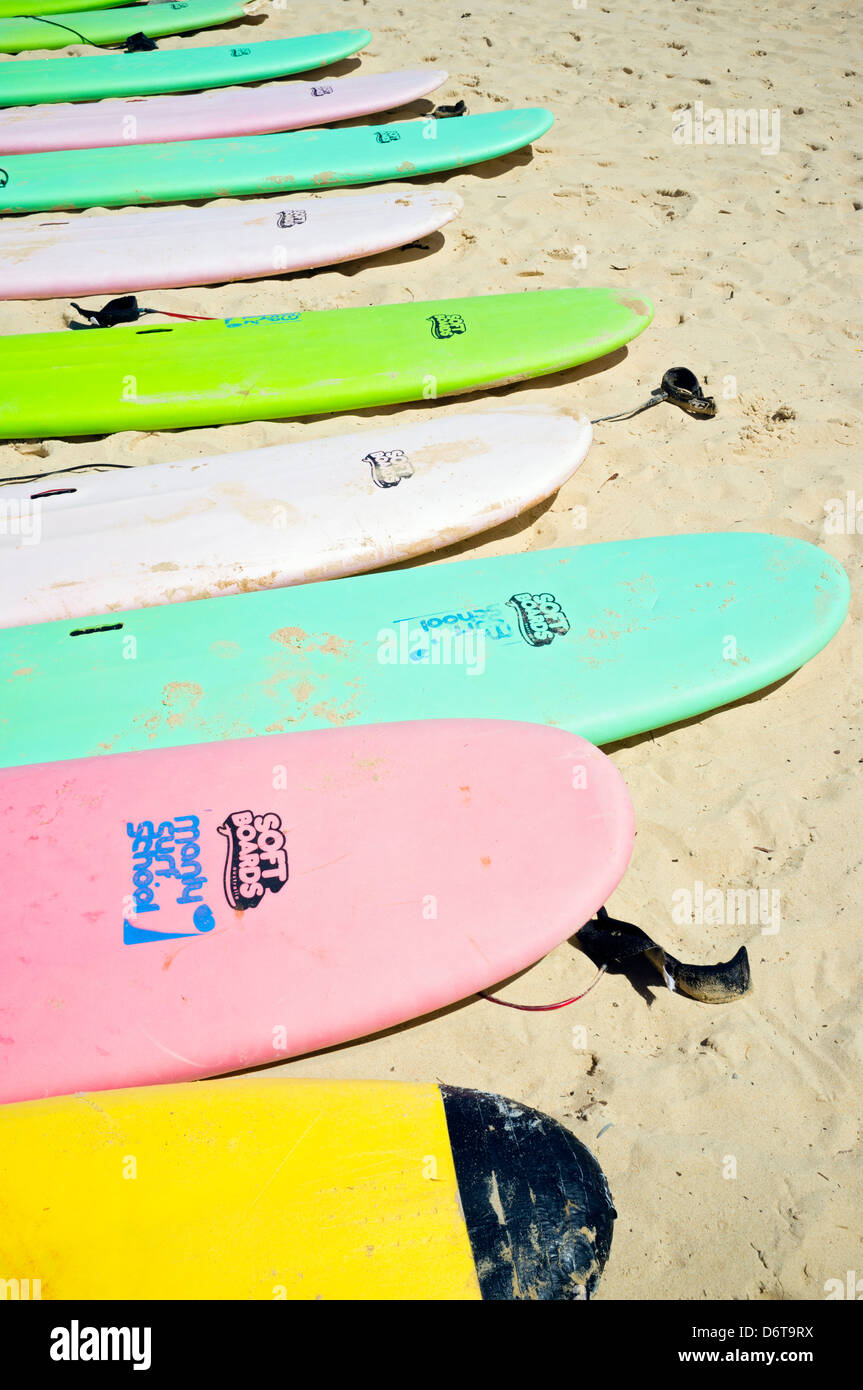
[0,189,463,300]
[0,68,448,155]
[0,409,592,627]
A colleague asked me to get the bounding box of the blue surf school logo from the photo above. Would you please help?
[123,815,215,945]
[224,313,302,327]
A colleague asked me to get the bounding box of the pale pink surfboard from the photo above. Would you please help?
[0,721,633,1104]
[0,68,448,155]
[0,188,462,298]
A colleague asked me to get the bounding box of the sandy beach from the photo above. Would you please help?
[1,0,860,1300]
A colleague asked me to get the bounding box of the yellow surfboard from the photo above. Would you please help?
[0,1079,614,1301]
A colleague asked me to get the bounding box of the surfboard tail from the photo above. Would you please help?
[441,1086,615,1300]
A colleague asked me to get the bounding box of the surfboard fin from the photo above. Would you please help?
[577,906,751,1003]
[591,366,717,424]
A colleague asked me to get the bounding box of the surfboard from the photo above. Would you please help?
[0,106,554,213]
[0,188,463,299]
[0,534,846,770]
[0,0,124,13]
[0,30,373,106]
[0,408,591,624]
[0,287,651,439]
[0,0,130,14]
[0,66,448,155]
[0,719,634,1102]
[0,1079,616,1300]
[0,0,251,52]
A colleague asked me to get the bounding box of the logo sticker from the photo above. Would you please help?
[392,603,516,659]
[230,46,250,56]
[276,209,308,229]
[428,313,467,340]
[225,313,301,327]
[218,810,289,910]
[124,815,215,945]
[310,84,334,97]
[375,129,401,144]
[364,448,414,489]
[0,171,8,189]
[506,592,571,647]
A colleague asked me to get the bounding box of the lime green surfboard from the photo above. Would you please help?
[0,0,121,16]
[0,0,247,52]
[0,534,848,771]
[0,287,652,438]
[0,108,554,214]
[0,31,373,105]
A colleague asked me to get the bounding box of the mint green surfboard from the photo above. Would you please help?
[0,30,373,105]
[0,108,554,214]
[0,535,848,771]
[0,0,246,52]
[0,286,652,438]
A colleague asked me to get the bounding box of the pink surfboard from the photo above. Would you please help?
[0,68,448,155]
[0,721,633,1104]
[0,188,462,298]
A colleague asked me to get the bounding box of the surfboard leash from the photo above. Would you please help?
[479,964,607,1011]
[18,14,157,50]
[591,367,716,423]
[17,15,92,43]
[0,461,134,488]
[480,905,751,1009]
[67,296,214,330]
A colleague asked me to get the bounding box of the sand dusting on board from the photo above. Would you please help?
[1,0,860,1301]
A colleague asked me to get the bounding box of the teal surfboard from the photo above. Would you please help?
[0,0,247,53]
[0,31,373,106]
[0,108,554,214]
[0,534,848,770]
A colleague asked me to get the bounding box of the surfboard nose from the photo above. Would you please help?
[440,1086,615,1300]
[613,291,655,330]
